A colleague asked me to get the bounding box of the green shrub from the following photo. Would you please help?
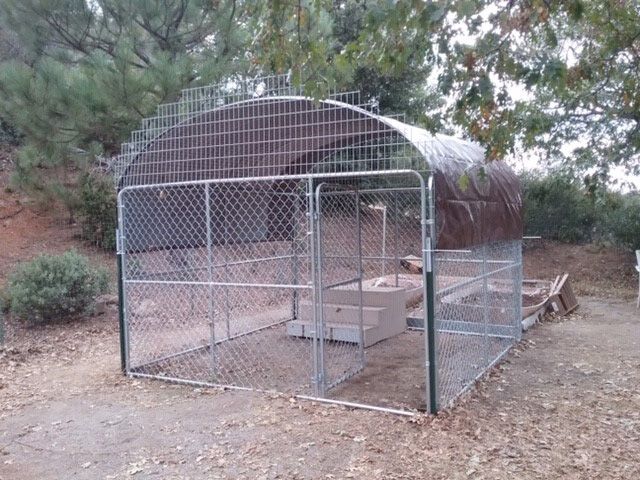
[0,288,9,313]
[522,171,640,251]
[5,250,109,323]
[604,196,640,251]
[77,173,117,251]
[522,172,595,243]
[557,225,586,244]
[0,116,21,145]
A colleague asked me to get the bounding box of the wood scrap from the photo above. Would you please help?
[546,273,579,316]
[400,255,423,274]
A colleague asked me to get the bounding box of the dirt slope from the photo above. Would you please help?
[0,152,113,288]
[523,241,637,300]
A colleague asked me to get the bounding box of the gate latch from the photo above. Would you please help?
[116,228,122,254]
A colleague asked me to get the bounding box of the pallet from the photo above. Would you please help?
[547,274,579,316]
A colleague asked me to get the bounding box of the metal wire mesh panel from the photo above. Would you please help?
[315,185,364,394]
[309,177,432,412]
[357,186,424,286]
[118,172,437,413]
[435,241,522,408]
[120,179,317,394]
[118,174,521,413]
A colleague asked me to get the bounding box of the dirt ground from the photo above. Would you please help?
[2,155,640,479]
[523,240,637,300]
[1,297,638,480]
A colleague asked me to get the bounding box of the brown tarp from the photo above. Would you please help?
[432,161,523,248]
[119,97,522,250]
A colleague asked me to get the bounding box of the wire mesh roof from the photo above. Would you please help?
[113,75,486,187]
[114,76,522,248]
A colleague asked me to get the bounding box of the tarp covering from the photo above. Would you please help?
[119,97,522,249]
[380,117,523,248]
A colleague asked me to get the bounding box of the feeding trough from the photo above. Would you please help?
[521,280,553,330]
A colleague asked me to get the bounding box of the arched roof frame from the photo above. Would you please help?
[116,96,522,248]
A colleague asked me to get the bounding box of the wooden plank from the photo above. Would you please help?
[547,293,568,316]
[559,278,579,314]
[546,274,579,316]
[553,273,569,295]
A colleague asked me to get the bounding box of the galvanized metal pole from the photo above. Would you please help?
[514,242,523,342]
[356,188,365,370]
[394,191,400,288]
[117,246,126,373]
[372,204,388,279]
[428,174,438,413]
[291,192,300,320]
[381,205,387,279]
[116,191,129,374]
[482,244,490,368]
[223,190,231,338]
[307,178,320,397]
[315,182,327,398]
[205,183,217,380]
[422,174,438,414]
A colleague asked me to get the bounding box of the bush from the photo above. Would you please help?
[604,196,640,251]
[521,172,596,243]
[0,288,9,313]
[5,250,109,323]
[77,173,117,251]
[0,116,21,145]
[521,171,640,251]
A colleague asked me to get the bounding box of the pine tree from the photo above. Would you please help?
[330,0,439,123]
[0,0,252,203]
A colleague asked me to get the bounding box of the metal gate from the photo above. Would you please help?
[312,183,364,397]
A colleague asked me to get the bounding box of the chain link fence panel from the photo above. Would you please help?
[119,174,436,411]
[119,173,523,413]
[120,179,317,393]
[435,240,522,408]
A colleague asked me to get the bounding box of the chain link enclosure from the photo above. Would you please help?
[114,75,523,414]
